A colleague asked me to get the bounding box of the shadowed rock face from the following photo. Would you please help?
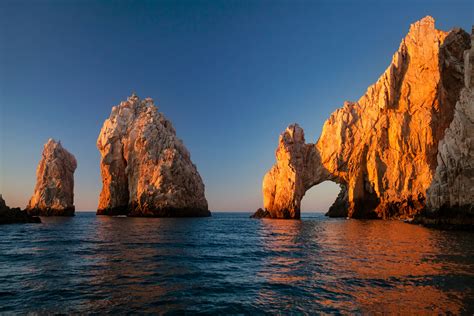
[97,94,210,217]
[0,195,41,224]
[418,28,474,228]
[257,16,470,219]
[26,139,77,216]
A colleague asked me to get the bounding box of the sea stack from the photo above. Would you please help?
[26,139,77,216]
[254,16,470,219]
[97,94,210,217]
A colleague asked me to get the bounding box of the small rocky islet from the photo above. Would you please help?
[1,16,473,228]
[0,138,75,224]
[1,95,210,224]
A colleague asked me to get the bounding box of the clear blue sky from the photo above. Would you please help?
[0,0,472,211]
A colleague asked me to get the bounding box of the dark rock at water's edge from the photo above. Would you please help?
[325,184,349,218]
[26,207,75,217]
[97,206,211,217]
[0,195,41,224]
[128,207,211,218]
[96,206,129,216]
[250,208,301,219]
[250,208,271,218]
[412,205,474,231]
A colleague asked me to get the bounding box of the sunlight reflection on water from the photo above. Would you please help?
[0,212,473,313]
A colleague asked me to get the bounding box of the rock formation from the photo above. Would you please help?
[26,139,77,216]
[97,94,210,217]
[251,208,270,218]
[256,124,334,219]
[255,16,470,219]
[418,27,474,228]
[0,195,41,224]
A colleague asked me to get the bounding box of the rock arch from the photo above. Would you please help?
[256,17,470,220]
[261,125,335,219]
[300,180,341,213]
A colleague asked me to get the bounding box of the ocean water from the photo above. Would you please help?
[0,212,473,314]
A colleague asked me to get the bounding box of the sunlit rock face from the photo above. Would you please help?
[421,28,474,227]
[26,139,77,216]
[261,124,333,219]
[258,17,470,219]
[97,94,210,217]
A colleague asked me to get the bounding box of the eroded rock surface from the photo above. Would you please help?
[256,17,470,219]
[26,139,77,216]
[261,124,333,219]
[0,195,41,224]
[419,28,474,228]
[97,94,210,217]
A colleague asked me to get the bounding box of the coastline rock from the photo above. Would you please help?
[0,195,41,224]
[26,139,77,216]
[97,94,210,217]
[326,184,349,218]
[251,208,271,218]
[255,17,470,219]
[418,27,474,228]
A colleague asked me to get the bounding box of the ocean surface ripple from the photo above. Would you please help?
[1,212,473,314]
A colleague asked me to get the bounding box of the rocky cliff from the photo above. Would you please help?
[419,27,474,228]
[97,94,210,217]
[256,17,470,219]
[26,139,77,216]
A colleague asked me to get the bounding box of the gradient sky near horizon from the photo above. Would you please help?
[0,0,472,211]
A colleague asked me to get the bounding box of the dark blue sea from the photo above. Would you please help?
[1,212,473,314]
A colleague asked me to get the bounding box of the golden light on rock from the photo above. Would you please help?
[258,16,472,220]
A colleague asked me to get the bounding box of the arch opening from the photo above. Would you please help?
[300,180,341,213]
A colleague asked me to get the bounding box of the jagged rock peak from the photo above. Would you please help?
[97,94,210,217]
[26,139,77,216]
[409,15,434,29]
[256,17,470,220]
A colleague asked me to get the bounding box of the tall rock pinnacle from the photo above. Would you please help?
[257,16,470,219]
[97,94,210,217]
[26,139,77,216]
